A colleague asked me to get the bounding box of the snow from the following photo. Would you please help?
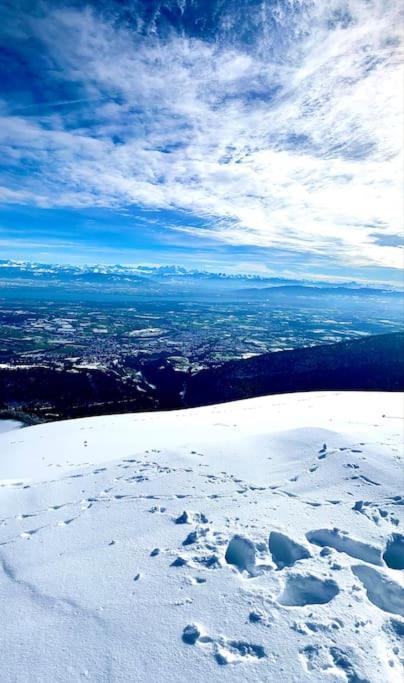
[0,391,403,682]
[128,327,165,337]
[0,419,23,434]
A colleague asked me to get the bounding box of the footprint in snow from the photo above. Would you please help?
[299,644,335,673]
[269,531,311,570]
[306,528,383,566]
[182,624,266,666]
[318,443,327,459]
[171,556,188,567]
[249,609,272,627]
[352,565,404,617]
[278,573,340,607]
[383,533,404,570]
[192,553,221,569]
[20,527,43,539]
[329,646,369,682]
[225,535,257,576]
[175,510,208,525]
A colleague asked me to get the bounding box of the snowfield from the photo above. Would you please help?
[0,419,23,434]
[0,392,403,682]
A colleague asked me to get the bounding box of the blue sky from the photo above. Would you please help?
[0,0,403,283]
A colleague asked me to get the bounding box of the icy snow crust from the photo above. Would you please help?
[0,391,403,682]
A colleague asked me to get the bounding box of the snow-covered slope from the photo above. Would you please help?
[0,419,23,434]
[0,392,403,682]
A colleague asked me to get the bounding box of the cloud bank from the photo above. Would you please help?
[0,0,403,270]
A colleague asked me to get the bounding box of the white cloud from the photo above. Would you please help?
[0,0,403,269]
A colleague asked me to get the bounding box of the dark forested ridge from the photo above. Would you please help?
[184,331,404,407]
[1,332,403,422]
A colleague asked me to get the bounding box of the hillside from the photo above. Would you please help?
[185,332,404,407]
[1,332,403,422]
[0,391,403,682]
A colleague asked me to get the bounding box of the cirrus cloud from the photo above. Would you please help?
[0,0,402,271]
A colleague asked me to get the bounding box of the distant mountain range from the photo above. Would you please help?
[0,259,402,294]
[239,284,404,297]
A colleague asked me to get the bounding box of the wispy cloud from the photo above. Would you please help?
[0,1,402,270]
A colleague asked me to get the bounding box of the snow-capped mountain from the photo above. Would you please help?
[1,259,401,291]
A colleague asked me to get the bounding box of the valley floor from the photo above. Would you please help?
[0,392,403,682]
